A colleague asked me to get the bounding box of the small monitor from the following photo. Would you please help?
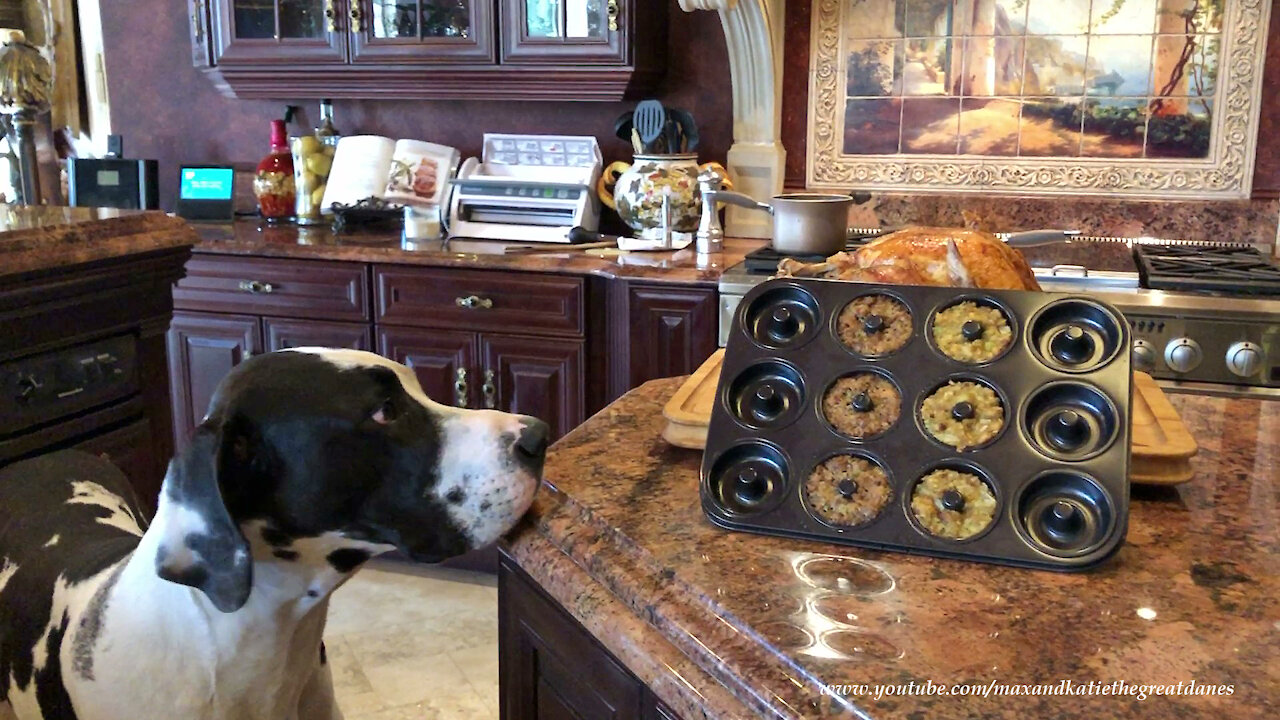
[176,165,236,221]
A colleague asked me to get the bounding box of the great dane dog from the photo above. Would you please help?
[0,348,547,720]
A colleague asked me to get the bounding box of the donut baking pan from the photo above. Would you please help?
[701,278,1132,570]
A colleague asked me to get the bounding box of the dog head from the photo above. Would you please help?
[155,349,547,612]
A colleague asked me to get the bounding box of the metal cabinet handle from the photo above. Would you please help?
[349,2,363,32]
[238,280,275,294]
[607,0,620,31]
[324,0,337,31]
[482,370,496,409]
[453,368,468,408]
[455,295,493,310]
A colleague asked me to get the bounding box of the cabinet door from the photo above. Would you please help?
[167,312,261,447]
[350,0,496,63]
[624,284,718,389]
[213,0,348,65]
[481,334,583,440]
[76,419,161,518]
[500,0,625,64]
[500,558,645,720]
[378,326,478,409]
[264,317,373,351]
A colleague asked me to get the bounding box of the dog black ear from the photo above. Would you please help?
[155,424,252,612]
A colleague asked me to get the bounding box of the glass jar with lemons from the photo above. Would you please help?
[290,134,338,225]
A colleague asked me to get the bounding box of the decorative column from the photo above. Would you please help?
[680,0,786,239]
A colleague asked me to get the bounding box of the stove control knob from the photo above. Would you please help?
[1131,340,1157,372]
[1225,341,1264,378]
[1164,338,1203,374]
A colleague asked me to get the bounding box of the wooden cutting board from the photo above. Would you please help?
[662,355,1198,486]
[1130,371,1198,485]
[661,349,724,450]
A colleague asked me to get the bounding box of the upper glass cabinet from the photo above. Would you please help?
[350,0,496,63]
[216,0,347,63]
[502,0,624,64]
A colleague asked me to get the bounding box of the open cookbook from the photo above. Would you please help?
[320,135,460,211]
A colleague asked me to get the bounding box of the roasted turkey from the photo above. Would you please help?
[776,227,1041,291]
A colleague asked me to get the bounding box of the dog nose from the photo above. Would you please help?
[515,418,550,467]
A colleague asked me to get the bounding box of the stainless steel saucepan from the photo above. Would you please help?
[712,191,854,255]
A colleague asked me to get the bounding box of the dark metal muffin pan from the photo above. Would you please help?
[702,278,1132,570]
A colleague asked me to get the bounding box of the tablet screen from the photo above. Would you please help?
[180,167,234,201]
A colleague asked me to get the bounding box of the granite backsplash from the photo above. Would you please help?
[845,194,1280,251]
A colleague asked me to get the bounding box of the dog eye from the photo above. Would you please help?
[371,400,398,425]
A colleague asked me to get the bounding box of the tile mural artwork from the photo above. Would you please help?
[840,0,1221,159]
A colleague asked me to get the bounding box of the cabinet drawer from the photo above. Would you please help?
[174,255,370,322]
[376,267,584,336]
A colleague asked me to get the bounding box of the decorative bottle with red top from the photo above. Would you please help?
[253,119,296,222]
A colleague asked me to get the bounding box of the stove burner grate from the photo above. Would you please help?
[742,234,880,275]
[1136,244,1280,296]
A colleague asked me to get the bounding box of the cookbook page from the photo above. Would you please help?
[383,139,460,209]
[320,135,396,210]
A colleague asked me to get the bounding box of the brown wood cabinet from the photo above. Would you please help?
[168,253,719,447]
[618,282,718,390]
[374,265,593,440]
[499,552,682,720]
[192,0,665,100]
[2,217,193,513]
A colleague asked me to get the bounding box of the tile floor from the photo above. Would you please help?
[325,559,501,720]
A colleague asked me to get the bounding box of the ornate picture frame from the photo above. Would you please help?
[806,0,1271,199]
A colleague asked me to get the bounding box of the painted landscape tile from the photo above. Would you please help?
[844,98,903,154]
[837,0,1222,160]
[959,98,1022,155]
[902,97,962,153]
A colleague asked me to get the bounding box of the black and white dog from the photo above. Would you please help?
[0,348,547,720]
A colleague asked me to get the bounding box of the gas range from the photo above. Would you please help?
[718,237,1280,399]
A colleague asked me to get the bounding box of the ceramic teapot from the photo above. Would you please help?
[598,154,732,234]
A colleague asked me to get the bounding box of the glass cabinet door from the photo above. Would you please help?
[350,0,496,63]
[502,0,624,64]
[214,0,347,64]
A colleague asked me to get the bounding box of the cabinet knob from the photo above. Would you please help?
[607,0,620,32]
[349,2,363,33]
[455,295,494,310]
[482,369,497,409]
[238,280,275,294]
[454,368,469,408]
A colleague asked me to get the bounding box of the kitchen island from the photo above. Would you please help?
[1,207,197,510]
[500,380,1278,719]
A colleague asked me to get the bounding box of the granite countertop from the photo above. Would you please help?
[192,221,767,285]
[0,207,198,276]
[505,381,1278,719]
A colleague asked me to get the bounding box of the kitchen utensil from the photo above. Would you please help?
[631,128,643,155]
[668,108,699,152]
[662,349,725,449]
[1004,230,1083,247]
[1130,371,1198,485]
[634,100,666,152]
[567,225,620,244]
[664,360,1194,488]
[713,190,854,255]
[704,278,1132,570]
[613,111,634,142]
[598,155,732,236]
[504,240,615,255]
